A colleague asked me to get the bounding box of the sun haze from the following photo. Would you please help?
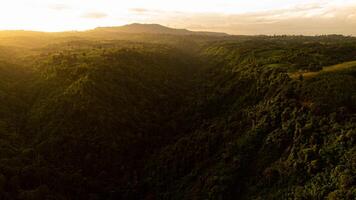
[0,0,355,35]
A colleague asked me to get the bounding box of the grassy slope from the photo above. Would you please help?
[290,60,356,79]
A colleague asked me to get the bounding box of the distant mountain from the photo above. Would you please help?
[92,23,229,36]
[0,24,228,49]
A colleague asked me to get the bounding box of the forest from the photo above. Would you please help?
[0,25,355,199]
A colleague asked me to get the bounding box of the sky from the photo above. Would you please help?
[0,0,355,35]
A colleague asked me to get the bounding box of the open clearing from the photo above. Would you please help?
[290,60,356,79]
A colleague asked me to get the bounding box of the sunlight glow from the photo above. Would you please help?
[0,0,355,34]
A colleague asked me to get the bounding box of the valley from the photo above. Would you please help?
[0,25,355,199]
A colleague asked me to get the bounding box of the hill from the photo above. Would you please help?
[92,23,229,36]
[0,24,229,50]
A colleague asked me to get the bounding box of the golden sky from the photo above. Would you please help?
[0,0,355,35]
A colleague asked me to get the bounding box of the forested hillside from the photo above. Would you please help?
[0,26,355,199]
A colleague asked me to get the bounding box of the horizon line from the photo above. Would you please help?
[0,23,354,37]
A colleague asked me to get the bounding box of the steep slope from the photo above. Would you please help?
[0,42,201,199]
[142,39,356,199]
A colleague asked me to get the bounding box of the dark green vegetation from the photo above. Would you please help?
[0,24,355,199]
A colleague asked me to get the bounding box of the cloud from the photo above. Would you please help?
[81,12,108,19]
[48,4,70,11]
[130,8,150,13]
[150,2,356,35]
[293,3,323,12]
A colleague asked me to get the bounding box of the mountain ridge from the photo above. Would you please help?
[0,23,229,37]
[92,23,229,36]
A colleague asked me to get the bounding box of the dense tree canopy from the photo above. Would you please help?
[0,29,355,199]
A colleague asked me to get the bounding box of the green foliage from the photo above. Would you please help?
[0,31,355,199]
